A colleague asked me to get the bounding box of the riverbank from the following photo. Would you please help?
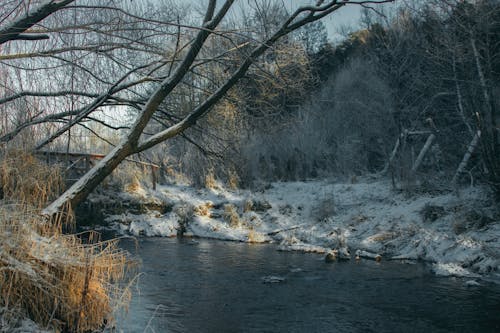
[0,152,132,333]
[98,177,499,280]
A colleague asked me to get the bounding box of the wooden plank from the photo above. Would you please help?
[35,150,160,168]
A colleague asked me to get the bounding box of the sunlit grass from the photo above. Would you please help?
[0,151,134,332]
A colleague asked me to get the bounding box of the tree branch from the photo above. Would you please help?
[0,0,75,45]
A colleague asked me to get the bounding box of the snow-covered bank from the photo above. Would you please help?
[101,178,499,279]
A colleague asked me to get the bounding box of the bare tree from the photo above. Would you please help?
[0,1,396,215]
[1,0,187,148]
[49,1,399,214]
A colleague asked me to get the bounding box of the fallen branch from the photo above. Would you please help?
[267,224,305,236]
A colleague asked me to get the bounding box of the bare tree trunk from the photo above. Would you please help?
[470,37,496,143]
[451,131,481,186]
[382,136,400,174]
[411,134,435,173]
[453,55,474,137]
[470,36,500,189]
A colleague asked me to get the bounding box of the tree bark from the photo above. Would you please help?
[470,36,500,186]
[470,37,496,144]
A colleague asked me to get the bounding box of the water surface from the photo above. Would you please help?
[117,237,500,333]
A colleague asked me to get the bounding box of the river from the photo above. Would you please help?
[116,237,500,333]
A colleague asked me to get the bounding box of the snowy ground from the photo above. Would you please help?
[0,307,50,333]
[102,178,500,280]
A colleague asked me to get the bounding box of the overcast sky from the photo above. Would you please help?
[188,1,397,43]
[316,5,365,42]
[283,1,398,42]
[266,1,369,42]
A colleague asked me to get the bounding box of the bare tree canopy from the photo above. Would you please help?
[1,0,394,215]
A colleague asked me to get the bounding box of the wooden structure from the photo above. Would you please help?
[35,150,160,189]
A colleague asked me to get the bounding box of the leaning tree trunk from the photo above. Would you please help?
[451,130,481,186]
[43,0,358,216]
[43,142,133,215]
[42,0,230,215]
[411,134,435,174]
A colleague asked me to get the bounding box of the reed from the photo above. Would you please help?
[0,151,133,332]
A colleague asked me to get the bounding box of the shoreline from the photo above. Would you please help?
[94,177,499,281]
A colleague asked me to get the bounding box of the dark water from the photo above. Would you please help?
[116,237,500,333]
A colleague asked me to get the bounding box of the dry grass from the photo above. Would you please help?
[0,151,64,208]
[194,202,213,217]
[227,169,239,190]
[247,229,266,243]
[243,199,253,213]
[110,161,146,193]
[247,228,257,243]
[204,169,217,189]
[124,175,142,193]
[0,151,133,332]
[223,204,240,227]
[367,232,395,243]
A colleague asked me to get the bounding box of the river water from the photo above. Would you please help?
[116,237,500,333]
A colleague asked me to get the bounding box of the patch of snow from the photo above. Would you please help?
[0,307,50,333]
[128,212,179,237]
[100,178,499,280]
[432,263,480,278]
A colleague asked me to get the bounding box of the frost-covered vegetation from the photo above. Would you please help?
[99,175,499,279]
[0,0,499,330]
[173,0,500,193]
[0,152,133,332]
[88,0,499,280]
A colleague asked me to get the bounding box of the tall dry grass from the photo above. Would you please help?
[0,151,133,332]
[0,151,64,209]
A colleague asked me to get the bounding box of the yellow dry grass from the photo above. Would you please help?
[124,175,142,193]
[194,202,213,217]
[243,199,253,213]
[223,204,240,227]
[0,151,133,332]
[247,228,261,243]
[227,169,239,190]
[0,151,64,209]
[204,169,217,189]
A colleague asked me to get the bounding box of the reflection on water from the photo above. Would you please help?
[116,237,500,333]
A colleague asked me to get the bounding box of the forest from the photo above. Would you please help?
[0,0,499,332]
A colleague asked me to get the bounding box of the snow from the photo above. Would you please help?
[0,307,50,333]
[432,263,480,278]
[126,212,179,237]
[105,177,499,279]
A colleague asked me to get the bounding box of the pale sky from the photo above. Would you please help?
[190,0,396,44]
[285,1,398,43]
[319,5,365,42]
